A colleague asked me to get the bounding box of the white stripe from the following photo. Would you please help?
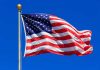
[26,31,91,48]
[81,37,91,42]
[52,25,91,36]
[26,31,91,41]
[53,25,91,42]
[26,32,91,47]
[26,30,91,45]
[25,45,84,54]
[81,47,93,54]
[26,37,90,49]
[26,31,70,39]
[50,19,78,31]
[50,20,69,24]
[50,16,62,20]
[50,20,91,35]
[26,38,73,46]
[79,30,91,33]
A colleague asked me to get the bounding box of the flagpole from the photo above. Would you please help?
[17,4,22,70]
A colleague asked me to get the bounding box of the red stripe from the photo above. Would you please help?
[52,22,71,27]
[27,35,72,43]
[25,50,48,57]
[50,16,92,38]
[26,30,90,44]
[84,41,90,45]
[49,18,61,20]
[25,49,82,57]
[52,28,80,38]
[83,51,92,55]
[26,30,91,51]
[26,31,90,46]
[26,29,91,51]
[52,28,91,40]
[26,42,84,50]
[80,35,91,38]
[49,16,61,20]
[84,46,91,51]
[51,22,92,34]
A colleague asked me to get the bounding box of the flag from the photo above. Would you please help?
[22,13,93,57]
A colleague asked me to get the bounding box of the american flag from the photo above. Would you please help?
[22,13,93,57]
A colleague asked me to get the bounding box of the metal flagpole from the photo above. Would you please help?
[17,4,22,70]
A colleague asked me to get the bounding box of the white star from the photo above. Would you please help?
[37,22,40,23]
[42,25,45,27]
[36,15,38,17]
[41,15,43,16]
[34,21,36,22]
[32,30,34,32]
[27,27,28,28]
[40,24,42,25]
[38,16,40,18]
[29,28,31,30]
[46,28,48,30]
[45,18,48,19]
[26,17,28,18]
[30,19,32,21]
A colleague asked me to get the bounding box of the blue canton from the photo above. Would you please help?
[22,13,52,36]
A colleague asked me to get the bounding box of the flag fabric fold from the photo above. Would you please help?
[22,13,93,57]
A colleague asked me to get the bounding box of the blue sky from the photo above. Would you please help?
[0,0,100,70]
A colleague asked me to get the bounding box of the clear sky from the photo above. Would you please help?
[0,0,100,70]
